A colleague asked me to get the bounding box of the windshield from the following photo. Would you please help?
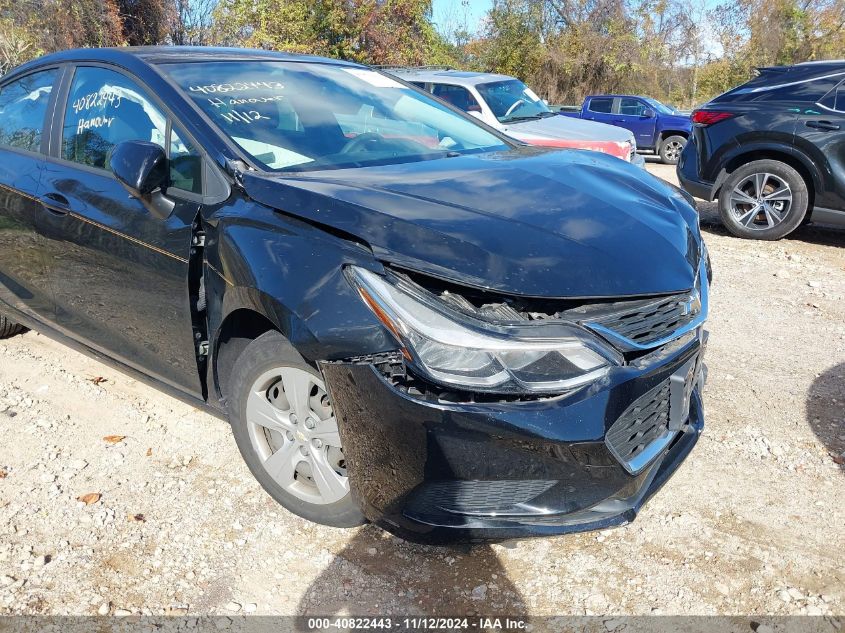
[643,97,675,115]
[162,61,508,172]
[476,79,553,123]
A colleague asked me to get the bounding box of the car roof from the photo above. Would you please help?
[757,60,845,79]
[588,94,652,100]
[386,68,517,87]
[5,46,363,80]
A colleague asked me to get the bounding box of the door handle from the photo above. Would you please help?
[805,120,841,131]
[39,192,71,216]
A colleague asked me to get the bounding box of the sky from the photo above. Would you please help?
[432,0,493,36]
[432,0,724,58]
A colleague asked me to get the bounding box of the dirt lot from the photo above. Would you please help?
[0,159,843,621]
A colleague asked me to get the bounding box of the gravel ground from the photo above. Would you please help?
[0,159,843,621]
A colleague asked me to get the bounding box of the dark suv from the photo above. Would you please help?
[678,61,845,240]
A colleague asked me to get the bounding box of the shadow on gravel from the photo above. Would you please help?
[296,524,526,619]
[807,362,845,473]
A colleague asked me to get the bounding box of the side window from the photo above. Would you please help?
[432,84,481,113]
[62,67,167,170]
[755,76,841,103]
[587,97,613,114]
[169,129,203,194]
[0,69,58,153]
[819,80,845,113]
[619,98,646,116]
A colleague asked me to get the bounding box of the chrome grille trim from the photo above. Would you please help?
[582,270,708,352]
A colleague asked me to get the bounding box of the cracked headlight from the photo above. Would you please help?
[348,267,620,394]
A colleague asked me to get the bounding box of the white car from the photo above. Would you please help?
[388,68,645,167]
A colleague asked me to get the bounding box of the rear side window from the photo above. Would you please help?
[0,69,57,153]
[588,98,613,113]
[819,80,845,112]
[715,71,844,103]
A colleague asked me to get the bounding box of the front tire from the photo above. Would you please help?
[0,315,24,339]
[228,331,365,528]
[658,135,686,164]
[718,159,808,240]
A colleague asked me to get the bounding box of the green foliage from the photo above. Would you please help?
[211,0,449,66]
[0,0,843,109]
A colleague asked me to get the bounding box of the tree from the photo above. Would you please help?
[210,0,449,65]
[43,0,125,51]
[171,0,218,45]
[117,0,171,46]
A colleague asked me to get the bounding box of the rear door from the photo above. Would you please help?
[614,97,657,147]
[39,64,207,396]
[582,96,615,125]
[0,67,61,322]
[800,81,845,214]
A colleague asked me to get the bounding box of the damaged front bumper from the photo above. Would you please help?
[321,330,706,544]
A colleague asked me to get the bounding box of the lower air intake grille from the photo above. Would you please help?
[408,479,556,516]
[606,379,672,474]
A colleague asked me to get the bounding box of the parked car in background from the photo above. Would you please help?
[561,95,692,164]
[387,68,646,167]
[678,60,845,240]
[0,47,708,543]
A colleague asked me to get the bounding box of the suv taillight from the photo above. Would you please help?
[691,110,735,126]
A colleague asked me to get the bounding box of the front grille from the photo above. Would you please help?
[606,379,672,474]
[583,290,701,349]
[407,479,556,516]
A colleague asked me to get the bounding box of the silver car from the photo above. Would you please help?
[388,67,646,167]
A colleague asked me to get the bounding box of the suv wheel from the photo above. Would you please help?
[718,159,808,240]
[228,331,365,528]
[659,135,686,164]
[0,315,24,339]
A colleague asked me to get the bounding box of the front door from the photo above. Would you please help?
[0,68,60,322]
[39,65,205,396]
[614,98,657,147]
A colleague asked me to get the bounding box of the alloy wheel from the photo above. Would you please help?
[245,367,348,505]
[663,139,684,162]
[728,172,793,231]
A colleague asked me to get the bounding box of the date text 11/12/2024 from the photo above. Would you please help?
[306,617,529,631]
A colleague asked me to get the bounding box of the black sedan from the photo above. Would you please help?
[0,47,709,543]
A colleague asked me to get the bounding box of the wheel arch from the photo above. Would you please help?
[211,303,285,406]
[204,212,402,407]
[659,129,690,142]
[713,146,819,212]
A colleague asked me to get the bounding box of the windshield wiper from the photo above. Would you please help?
[502,114,544,123]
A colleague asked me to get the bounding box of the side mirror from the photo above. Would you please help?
[109,140,174,220]
[643,108,656,118]
[467,110,483,120]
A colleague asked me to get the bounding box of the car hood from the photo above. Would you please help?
[503,115,634,143]
[240,146,700,299]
